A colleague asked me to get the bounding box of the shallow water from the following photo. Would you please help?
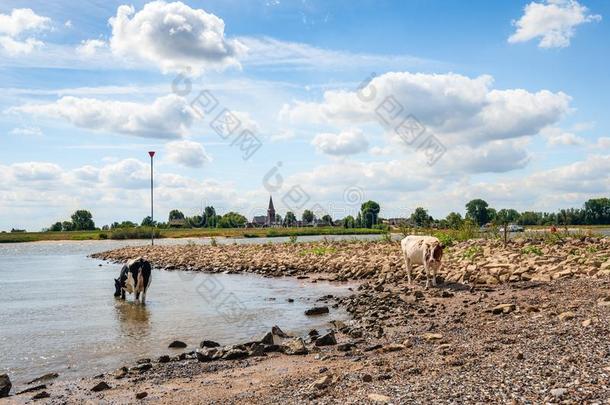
[0,240,357,386]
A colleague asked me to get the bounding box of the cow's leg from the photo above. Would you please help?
[135,291,140,303]
[141,289,147,305]
[431,264,438,286]
[121,289,126,300]
[404,255,413,286]
[423,263,430,289]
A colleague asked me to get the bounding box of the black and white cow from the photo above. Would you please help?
[114,257,152,304]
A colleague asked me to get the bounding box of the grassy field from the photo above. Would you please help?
[0,226,385,244]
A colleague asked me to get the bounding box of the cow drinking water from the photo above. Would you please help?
[114,257,152,304]
[401,235,443,288]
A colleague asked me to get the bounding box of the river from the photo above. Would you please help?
[0,237,364,387]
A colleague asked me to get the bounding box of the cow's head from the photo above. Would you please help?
[426,243,443,271]
[114,278,122,297]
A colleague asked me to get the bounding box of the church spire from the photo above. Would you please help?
[267,195,276,226]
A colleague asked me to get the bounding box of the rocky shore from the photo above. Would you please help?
[91,236,610,285]
[3,236,610,404]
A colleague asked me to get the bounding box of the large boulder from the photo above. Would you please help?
[282,338,308,355]
[314,331,337,347]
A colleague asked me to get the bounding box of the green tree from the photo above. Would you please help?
[321,214,333,226]
[71,210,95,231]
[168,209,185,221]
[410,207,431,227]
[343,215,355,228]
[302,209,314,224]
[49,222,63,232]
[584,198,610,225]
[284,211,297,226]
[202,206,217,228]
[141,216,157,227]
[355,211,363,228]
[217,212,247,228]
[62,221,74,231]
[517,211,541,225]
[495,208,520,225]
[445,212,463,229]
[360,200,381,228]
[465,199,490,226]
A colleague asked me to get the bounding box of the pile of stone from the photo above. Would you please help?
[91,236,610,285]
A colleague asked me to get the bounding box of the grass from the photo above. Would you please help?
[521,245,543,256]
[0,226,384,244]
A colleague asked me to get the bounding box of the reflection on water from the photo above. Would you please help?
[0,240,356,386]
[114,301,151,339]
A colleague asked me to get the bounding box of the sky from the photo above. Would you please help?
[1,0,609,231]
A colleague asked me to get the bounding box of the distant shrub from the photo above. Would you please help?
[288,235,298,243]
[243,233,260,238]
[109,227,161,240]
[433,231,455,247]
[521,246,543,256]
[98,233,108,240]
[380,232,392,243]
[210,236,218,247]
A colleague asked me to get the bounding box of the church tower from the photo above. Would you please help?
[266,196,276,226]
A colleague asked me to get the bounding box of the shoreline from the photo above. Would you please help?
[2,236,610,403]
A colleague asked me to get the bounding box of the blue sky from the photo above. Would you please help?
[1,0,609,230]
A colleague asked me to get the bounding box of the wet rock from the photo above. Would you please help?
[287,298,295,303]
[308,329,319,337]
[16,384,46,395]
[168,340,187,349]
[263,344,282,353]
[282,338,308,355]
[222,348,249,360]
[305,306,329,316]
[31,391,50,400]
[136,391,148,400]
[27,372,58,385]
[272,325,289,337]
[248,343,267,357]
[362,374,373,382]
[200,340,221,348]
[135,363,152,373]
[136,358,151,364]
[91,381,111,392]
[314,331,337,347]
[196,348,218,362]
[0,374,11,398]
[337,342,356,352]
[113,367,128,379]
[157,355,171,363]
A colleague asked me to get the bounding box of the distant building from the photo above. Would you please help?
[250,196,279,227]
[384,218,409,226]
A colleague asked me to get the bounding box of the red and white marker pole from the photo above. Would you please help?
[149,151,155,246]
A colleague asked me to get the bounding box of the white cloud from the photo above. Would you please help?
[311,129,369,155]
[108,1,244,74]
[508,0,601,48]
[9,94,197,139]
[594,137,610,149]
[281,71,571,147]
[541,126,585,146]
[440,140,531,174]
[9,126,43,136]
[165,140,211,168]
[0,8,51,55]
[10,162,62,181]
[76,39,107,56]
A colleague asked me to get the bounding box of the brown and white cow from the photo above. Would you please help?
[401,235,443,288]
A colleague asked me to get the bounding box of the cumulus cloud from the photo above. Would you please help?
[280,71,571,147]
[311,129,369,155]
[508,0,601,48]
[108,1,244,74]
[541,126,585,146]
[594,137,610,149]
[76,39,108,56]
[440,140,531,174]
[165,140,211,167]
[9,94,196,139]
[10,162,62,181]
[0,8,51,55]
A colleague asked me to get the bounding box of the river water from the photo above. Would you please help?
[0,237,364,387]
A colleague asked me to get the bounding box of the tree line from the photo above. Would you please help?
[44,197,610,232]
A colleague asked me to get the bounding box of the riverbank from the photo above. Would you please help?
[3,236,610,403]
[0,227,384,244]
[3,276,609,403]
[92,236,610,285]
